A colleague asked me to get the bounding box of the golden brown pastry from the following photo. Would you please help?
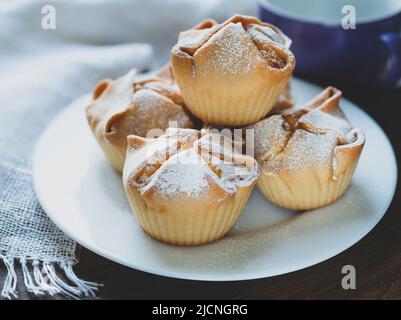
[201,123,245,154]
[271,81,294,114]
[251,87,365,210]
[171,14,295,126]
[123,128,260,245]
[85,64,194,173]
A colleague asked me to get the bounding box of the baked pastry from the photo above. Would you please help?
[251,87,365,210]
[122,128,260,245]
[201,123,244,154]
[171,14,295,126]
[271,81,294,114]
[86,64,194,173]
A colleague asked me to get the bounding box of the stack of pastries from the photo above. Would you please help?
[86,15,365,246]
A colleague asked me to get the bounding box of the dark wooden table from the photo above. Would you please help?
[1,82,400,300]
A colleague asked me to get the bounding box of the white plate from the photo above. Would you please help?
[33,78,397,281]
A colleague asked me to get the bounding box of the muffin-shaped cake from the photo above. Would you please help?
[171,14,295,126]
[123,128,260,245]
[251,87,365,210]
[86,64,194,173]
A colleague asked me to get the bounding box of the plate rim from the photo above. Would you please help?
[32,78,398,281]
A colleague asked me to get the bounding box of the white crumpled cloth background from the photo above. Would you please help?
[0,0,256,299]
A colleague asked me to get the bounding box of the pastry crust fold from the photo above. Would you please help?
[171,14,295,126]
[86,65,194,173]
[123,128,260,245]
[252,87,365,210]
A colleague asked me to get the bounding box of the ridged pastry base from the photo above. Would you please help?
[257,162,358,211]
[124,185,254,246]
[95,133,126,174]
[178,76,289,126]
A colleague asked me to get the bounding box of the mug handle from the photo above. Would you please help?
[379,32,401,86]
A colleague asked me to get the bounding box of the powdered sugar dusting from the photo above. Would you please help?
[195,134,260,185]
[204,23,254,75]
[131,89,193,136]
[127,130,260,199]
[253,98,360,173]
[212,156,260,188]
[301,110,351,134]
[270,130,338,172]
[253,115,290,162]
[143,149,209,197]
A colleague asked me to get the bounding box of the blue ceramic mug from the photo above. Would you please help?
[258,0,401,86]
